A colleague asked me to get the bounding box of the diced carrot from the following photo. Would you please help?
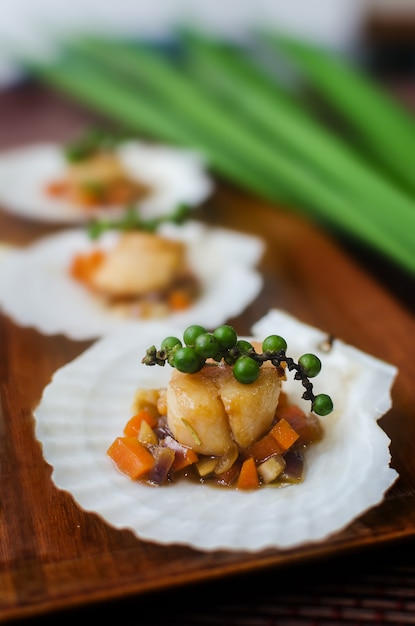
[243,432,284,462]
[161,435,199,471]
[270,418,299,452]
[275,403,323,445]
[236,457,259,490]
[107,436,155,480]
[168,289,192,311]
[172,446,199,471]
[123,408,157,436]
[45,180,68,197]
[70,249,105,282]
[275,402,306,422]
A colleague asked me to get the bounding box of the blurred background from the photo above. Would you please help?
[1,0,414,86]
[0,0,414,280]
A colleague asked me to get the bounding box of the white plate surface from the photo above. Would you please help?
[34,309,398,552]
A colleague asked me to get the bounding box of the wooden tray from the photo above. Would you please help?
[1,82,415,623]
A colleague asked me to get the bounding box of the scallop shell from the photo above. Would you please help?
[0,220,264,340]
[34,308,398,552]
[0,141,213,223]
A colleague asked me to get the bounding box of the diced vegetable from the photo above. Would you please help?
[133,389,163,417]
[270,418,300,452]
[275,403,323,445]
[161,435,199,471]
[148,446,175,484]
[172,446,199,471]
[137,420,158,446]
[215,461,241,487]
[123,408,157,436]
[213,443,239,475]
[280,449,305,483]
[70,249,105,282]
[107,436,155,480]
[244,432,284,463]
[237,457,259,490]
[257,455,286,484]
[196,456,218,477]
[168,289,192,311]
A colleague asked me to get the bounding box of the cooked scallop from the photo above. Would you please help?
[87,231,188,297]
[0,141,213,223]
[66,151,133,186]
[62,151,150,206]
[166,361,282,455]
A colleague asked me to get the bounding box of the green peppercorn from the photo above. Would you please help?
[262,334,287,353]
[173,347,203,374]
[236,339,254,354]
[183,324,207,347]
[161,336,182,352]
[233,356,260,384]
[299,353,322,378]
[194,332,220,359]
[213,324,238,349]
[312,393,334,416]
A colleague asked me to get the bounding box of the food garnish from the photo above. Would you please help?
[86,202,191,239]
[142,323,333,416]
[107,323,333,490]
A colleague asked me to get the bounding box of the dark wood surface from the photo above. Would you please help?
[1,81,415,624]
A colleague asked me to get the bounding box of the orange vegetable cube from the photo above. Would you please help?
[244,433,284,462]
[45,180,68,197]
[70,249,105,282]
[270,418,299,452]
[276,403,323,445]
[236,457,259,490]
[107,436,155,480]
[123,409,157,436]
[168,289,192,311]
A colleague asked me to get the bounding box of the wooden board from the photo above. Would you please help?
[1,82,415,622]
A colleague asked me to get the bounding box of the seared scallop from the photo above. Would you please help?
[87,231,188,297]
[166,361,282,455]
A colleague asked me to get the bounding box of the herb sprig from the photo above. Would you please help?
[63,127,125,162]
[87,203,191,239]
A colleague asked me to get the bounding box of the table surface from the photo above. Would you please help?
[1,80,415,626]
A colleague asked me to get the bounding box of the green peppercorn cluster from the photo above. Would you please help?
[142,324,334,417]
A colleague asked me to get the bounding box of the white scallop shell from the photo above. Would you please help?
[0,141,213,223]
[34,309,398,552]
[0,220,264,340]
